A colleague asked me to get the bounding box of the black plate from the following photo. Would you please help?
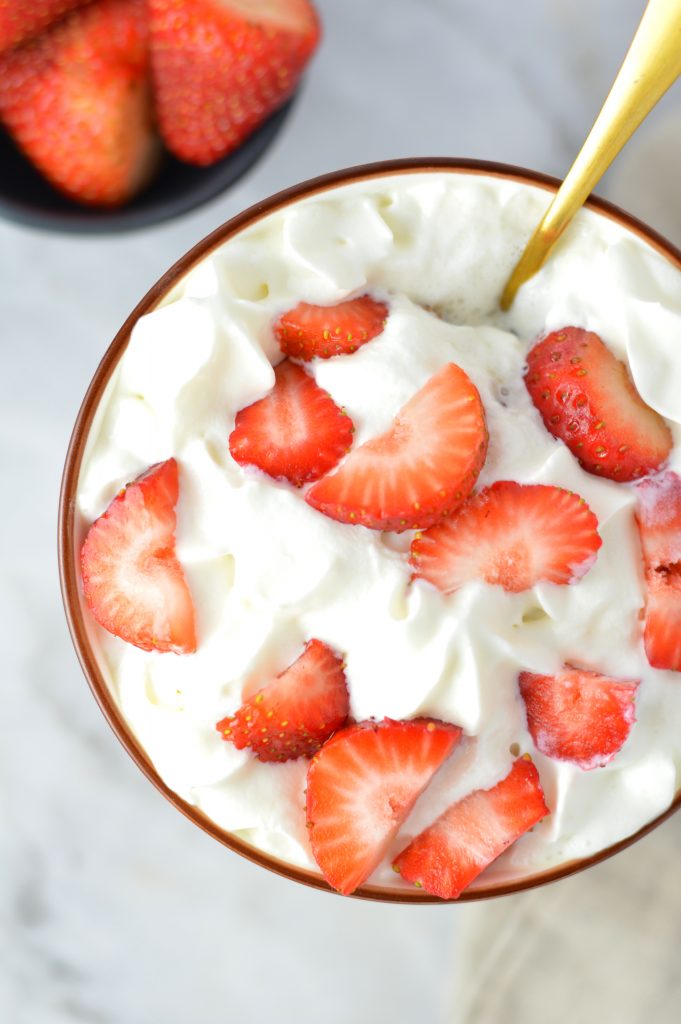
[0,98,295,234]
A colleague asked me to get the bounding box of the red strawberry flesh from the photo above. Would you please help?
[275,295,389,361]
[306,363,488,532]
[228,360,354,487]
[149,0,320,165]
[0,0,158,207]
[216,639,349,763]
[525,327,671,481]
[411,480,601,594]
[0,0,88,52]
[393,757,548,899]
[81,459,197,654]
[636,472,681,672]
[519,668,639,770]
[306,718,462,895]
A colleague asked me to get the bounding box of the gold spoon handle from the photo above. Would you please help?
[501,0,681,311]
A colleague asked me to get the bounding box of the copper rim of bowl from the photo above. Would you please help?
[59,157,681,903]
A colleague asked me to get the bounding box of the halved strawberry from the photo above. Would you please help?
[635,471,681,672]
[229,360,354,487]
[216,639,349,763]
[0,0,87,52]
[81,459,197,654]
[0,0,158,207]
[410,481,601,594]
[393,757,548,899]
[525,327,671,482]
[306,364,488,532]
[275,295,389,361]
[149,0,320,166]
[519,668,639,770]
[306,718,462,895]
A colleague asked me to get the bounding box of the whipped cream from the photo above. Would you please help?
[77,171,681,889]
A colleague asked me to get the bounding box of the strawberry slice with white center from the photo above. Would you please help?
[306,718,462,895]
[229,360,354,487]
[525,327,672,482]
[274,295,389,360]
[393,757,548,899]
[635,471,681,672]
[216,639,349,763]
[305,363,488,532]
[410,480,601,594]
[519,668,639,770]
[81,459,197,654]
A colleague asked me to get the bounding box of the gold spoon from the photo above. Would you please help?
[500,0,681,311]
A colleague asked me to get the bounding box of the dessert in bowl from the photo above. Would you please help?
[59,159,681,901]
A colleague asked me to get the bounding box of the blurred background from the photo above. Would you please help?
[3,0,681,1021]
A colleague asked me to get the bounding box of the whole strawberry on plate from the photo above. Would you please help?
[0,0,88,52]
[0,0,159,206]
[149,0,321,165]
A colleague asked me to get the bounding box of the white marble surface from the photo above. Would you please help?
[2,1,681,1021]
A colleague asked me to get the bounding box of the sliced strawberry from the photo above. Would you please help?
[393,758,548,899]
[640,586,681,673]
[411,481,601,594]
[636,472,681,672]
[306,364,488,532]
[0,0,87,52]
[216,639,349,763]
[149,0,320,166]
[306,718,462,895]
[81,459,197,654]
[0,0,158,207]
[636,471,681,570]
[275,295,389,361]
[519,668,639,770]
[525,327,671,482]
[229,360,354,487]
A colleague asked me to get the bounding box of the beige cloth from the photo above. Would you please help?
[451,814,681,1023]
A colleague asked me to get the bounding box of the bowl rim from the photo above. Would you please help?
[59,156,681,903]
